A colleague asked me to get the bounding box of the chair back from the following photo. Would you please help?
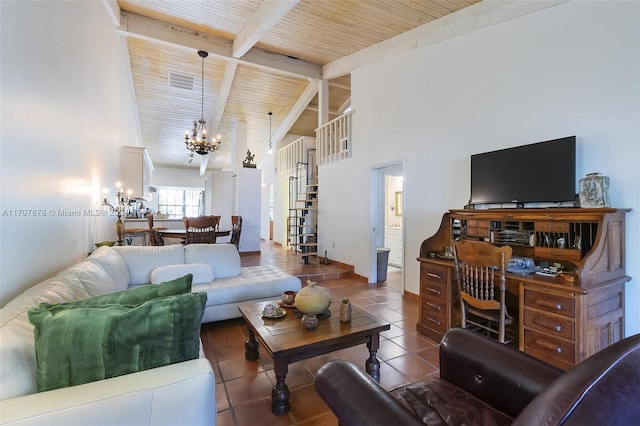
[149,229,165,246]
[183,216,219,244]
[230,216,242,249]
[146,213,155,230]
[454,240,513,342]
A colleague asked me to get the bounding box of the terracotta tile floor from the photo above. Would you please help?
[201,242,440,426]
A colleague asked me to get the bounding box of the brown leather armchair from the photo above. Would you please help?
[314,328,640,426]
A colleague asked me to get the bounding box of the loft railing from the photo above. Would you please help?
[275,136,315,178]
[316,111,353,165]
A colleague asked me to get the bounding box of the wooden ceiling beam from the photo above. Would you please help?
[274,81,319,144]
[120,10,321,81]
[199,61,237,176]
[233,0,300,58]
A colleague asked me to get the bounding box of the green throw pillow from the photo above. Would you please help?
[28,290,207,392]
[35,273,194,311]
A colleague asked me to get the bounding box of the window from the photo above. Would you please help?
[157,187,203,218]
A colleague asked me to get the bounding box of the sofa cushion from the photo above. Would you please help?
[184,244,241,279]
[87,246,130,291]
[113,245,185,285]
[196,265,301,306]
[391,378,513,426]
[151,264,214,285]
[0,275,91,400]
[28,291,207,392]
[57,260,119,296]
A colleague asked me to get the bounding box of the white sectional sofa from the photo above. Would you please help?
[0,243,302,425]
[112,243,302,323]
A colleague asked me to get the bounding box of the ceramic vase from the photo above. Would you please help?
[295,280,331,315]
[340,298,352,322]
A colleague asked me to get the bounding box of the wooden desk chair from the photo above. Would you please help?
[183,216,218,244]
[453,240,514,343]
[230,216,242,249]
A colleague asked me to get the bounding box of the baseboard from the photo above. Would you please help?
[403,290,419,301]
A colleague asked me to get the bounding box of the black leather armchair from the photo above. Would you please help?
[314,328,640,426]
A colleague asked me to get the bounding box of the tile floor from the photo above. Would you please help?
[201,242,440,426]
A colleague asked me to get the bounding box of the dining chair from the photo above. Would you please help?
[183,216,219,244]
[146,213,167,246]
[453,240,514,343]
[230,216,243,249]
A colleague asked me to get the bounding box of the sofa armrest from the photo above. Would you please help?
[0,359,215,426]
[314,360,424,426]
[440,328,563,418]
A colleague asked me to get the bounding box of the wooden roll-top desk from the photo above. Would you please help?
[417,208,630,370]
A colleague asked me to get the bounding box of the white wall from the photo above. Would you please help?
[318,1,640,335]
[237,168,262,252]
[0,1,141,305]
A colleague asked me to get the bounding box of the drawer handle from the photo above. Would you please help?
[534,299,562,311]
[534,339,563,354]
[427,272,442,280]
[534,318,562,332]
[550,251,564,257]
[426,302,441,312]
[426,317,441,326]
[426,287,442,296]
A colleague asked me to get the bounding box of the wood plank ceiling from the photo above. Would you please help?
[117,0,479,171]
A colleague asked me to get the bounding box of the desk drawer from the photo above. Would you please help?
[534,247,581,262]
[523,310,575,341]
[421,263,449,285]
[421,281,447,303]
[420,309,448,334]
[524,289,575,318]
[421,293,448,316]
[524,329,575,366]
[535,222,570,233]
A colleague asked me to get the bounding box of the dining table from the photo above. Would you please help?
[157,229,231,240]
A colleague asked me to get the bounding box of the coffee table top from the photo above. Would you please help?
[238,301,391,358]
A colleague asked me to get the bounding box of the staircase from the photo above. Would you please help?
[288,149,317,264]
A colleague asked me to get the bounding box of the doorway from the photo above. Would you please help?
[371,163,404,290]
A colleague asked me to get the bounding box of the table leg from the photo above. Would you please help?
[271,359,290,415]
[365,333,382,382]
[244,328,259,361]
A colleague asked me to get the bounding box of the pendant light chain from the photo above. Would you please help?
[183,50,221,158]
[268,112,273,154]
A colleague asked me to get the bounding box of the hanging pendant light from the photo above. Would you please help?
[267,112,273,155]
[184,50,221,156]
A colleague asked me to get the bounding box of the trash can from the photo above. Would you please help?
[376,247,391,282]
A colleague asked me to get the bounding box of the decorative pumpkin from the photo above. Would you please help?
[295,280,331,315]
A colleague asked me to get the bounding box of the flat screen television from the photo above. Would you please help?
[470,136,576,206]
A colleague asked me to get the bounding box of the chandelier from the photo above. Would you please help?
[184,50,221,157]
[267,111,273,155]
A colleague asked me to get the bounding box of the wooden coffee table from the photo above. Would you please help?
[238,300,391,415]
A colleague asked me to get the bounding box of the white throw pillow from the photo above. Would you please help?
[184,244,241,279]
[150,263,214,285]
